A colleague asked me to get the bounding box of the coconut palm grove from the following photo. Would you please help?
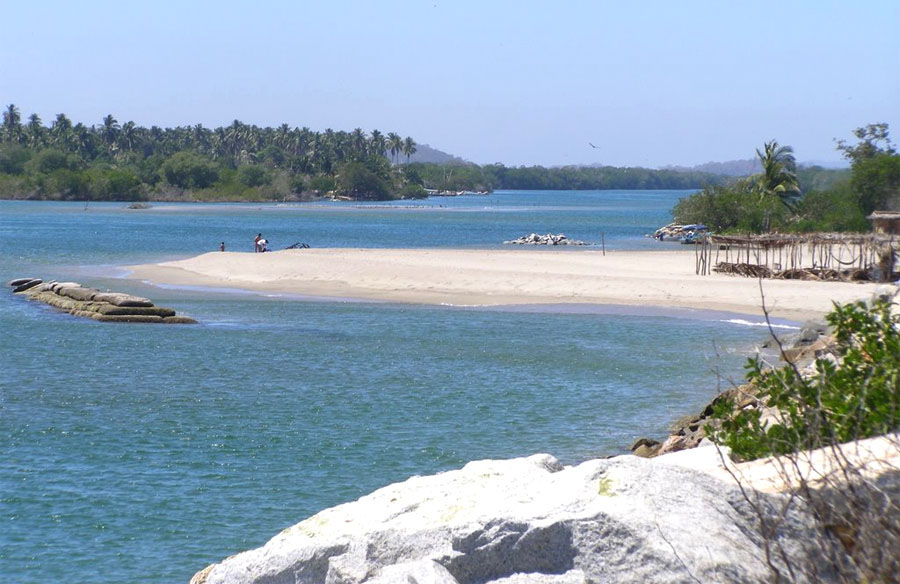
[0,103,898,232]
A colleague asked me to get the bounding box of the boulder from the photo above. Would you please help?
[163,316,198,324]
[94,292,154,307]
[90,304,177,317]
[503,233,589,246]
[629,438,660,458]
[8,277,37,287]
[50,281,81,293]
[12,278,43,293]
[193,452,840,584]
[57,286,98,302]
[9,276,195,324]
[91,314,165,323]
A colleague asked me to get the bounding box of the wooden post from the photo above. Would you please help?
[601,233,606,256]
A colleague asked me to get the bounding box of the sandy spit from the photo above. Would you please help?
[126,248,886,321]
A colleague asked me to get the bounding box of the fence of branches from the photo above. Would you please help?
[695,233,898,282]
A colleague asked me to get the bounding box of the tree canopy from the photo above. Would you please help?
[673,125,897,234]
[0,104,420,201]
[0,103,739,201]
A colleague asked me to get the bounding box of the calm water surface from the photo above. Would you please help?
[1,191,783,583]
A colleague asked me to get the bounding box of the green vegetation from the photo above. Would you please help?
[673,124,899,233]
[708,296,900,583]
[0,104,421,201]
[710,297,900,461]
[406,162,725,193]
[1,103,734,202]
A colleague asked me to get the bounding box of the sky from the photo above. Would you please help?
[2,1,898,168]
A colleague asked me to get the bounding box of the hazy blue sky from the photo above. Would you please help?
[3,1,897,167]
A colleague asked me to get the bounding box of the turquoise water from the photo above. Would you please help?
[1,191,781,583]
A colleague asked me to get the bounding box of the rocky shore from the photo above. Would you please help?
[188,305,900,584]
[630,318,834,458]
[7,277,196,323]
[190,444,867,584]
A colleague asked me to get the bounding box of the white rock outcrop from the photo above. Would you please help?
[192,449,843,584]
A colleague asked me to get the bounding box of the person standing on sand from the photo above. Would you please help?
[219,242,226,252]
[254,233,262,253]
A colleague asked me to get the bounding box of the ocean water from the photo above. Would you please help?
[1,191,786,584]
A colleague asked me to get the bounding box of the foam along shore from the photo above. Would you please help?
[127,248,887,320]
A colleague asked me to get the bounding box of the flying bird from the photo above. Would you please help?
[589,142,600,149]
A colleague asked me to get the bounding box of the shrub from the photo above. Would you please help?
[398,183,427,199]
[336,161,393,200]
[789,186,869,232]
[710,297,900,461]
[708,295,900,582]
[237,164,270,187]
[160,151,219,189]
[0,144,32,174]
[308,175,335,194]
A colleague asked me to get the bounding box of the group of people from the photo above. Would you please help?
[253,233,269,253]
[215,234,272,253]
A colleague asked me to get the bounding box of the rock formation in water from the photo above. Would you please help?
[503,233,589,246]
[7,277,196,324]
[190,449,844,584]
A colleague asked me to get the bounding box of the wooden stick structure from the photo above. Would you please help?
[695,233,898,282]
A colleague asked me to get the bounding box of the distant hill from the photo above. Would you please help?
[663,159,761,176]
[663,158,849,177]
[407,144,469,164]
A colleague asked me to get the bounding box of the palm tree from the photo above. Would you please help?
[387,132,402,164]
[755,140,800,209]
[190,124,211,155]
[2,104,23,143]
[50,113,73,149]
[402,136,417,164]
[119,121,140,153]
[369,129,386,158]
[26,113,45,148]
[350,128,366,159]
[100,114,120,156]
[73,123,98,160]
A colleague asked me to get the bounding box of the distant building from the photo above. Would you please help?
[867,211,900,235]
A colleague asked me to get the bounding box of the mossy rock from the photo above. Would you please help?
[92,314,165,323]
[38,293,81,311]
[58,286,98,302]
[16,277,194,324]
[94,292,154,307]
[94,304,176,317]
[163,316,197,324]
[50,281,81,293]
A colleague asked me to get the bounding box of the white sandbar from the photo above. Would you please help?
[126,248,886,320]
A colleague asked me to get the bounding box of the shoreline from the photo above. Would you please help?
[126,247,885,321]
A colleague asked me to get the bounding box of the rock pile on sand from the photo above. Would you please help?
[504,233,588,246]
[7,277,196,324]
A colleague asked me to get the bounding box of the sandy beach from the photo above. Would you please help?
[127,248,886,321]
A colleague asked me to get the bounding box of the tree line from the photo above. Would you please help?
[0,103,749,202]
[672,124,900,233]
[2,104,873,204]
[0,104,421,201]
[406,162,729,193]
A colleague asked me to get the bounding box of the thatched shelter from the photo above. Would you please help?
[695,232,899,282]
[868,211,900,235]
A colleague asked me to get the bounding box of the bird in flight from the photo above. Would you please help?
[589,142,600,149]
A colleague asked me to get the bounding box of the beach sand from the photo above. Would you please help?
[126,248,887,321]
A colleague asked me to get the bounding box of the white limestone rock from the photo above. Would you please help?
[193,451,840,584]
